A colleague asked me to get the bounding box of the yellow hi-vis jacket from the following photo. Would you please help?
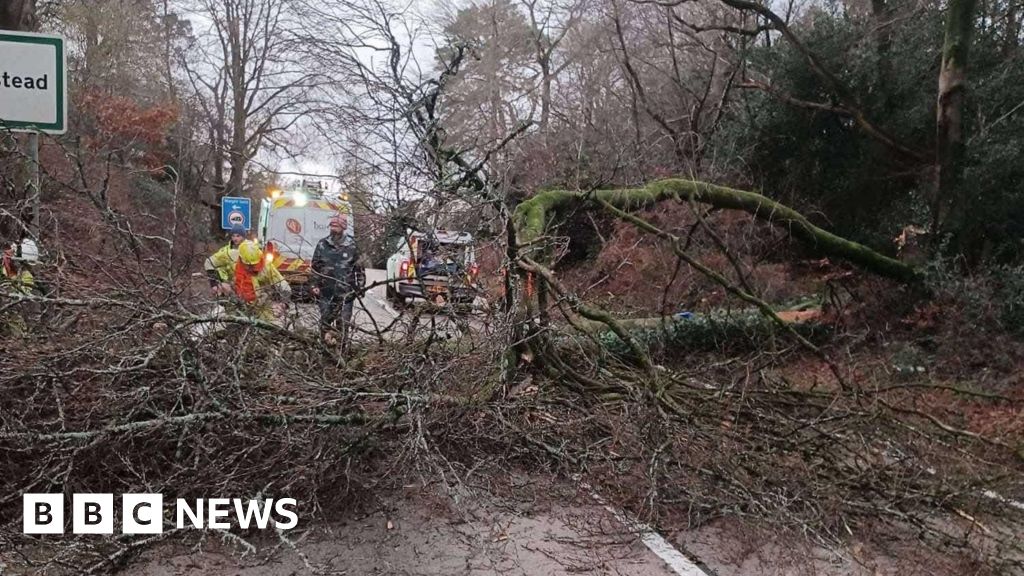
[234,260,291,321]
[2,268,35,295]
[204,243,239,283]
[234,261,291,305]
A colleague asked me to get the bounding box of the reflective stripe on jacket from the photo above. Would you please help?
[205,243,239,283]
[2,268,35,295]
[234,260,291,304]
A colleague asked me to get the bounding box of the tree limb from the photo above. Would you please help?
[514,179,923,284]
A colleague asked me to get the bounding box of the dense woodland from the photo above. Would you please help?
[2,0,1024,573]
[1,0,1021,260]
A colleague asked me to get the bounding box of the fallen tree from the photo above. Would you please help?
[574,308,828,359]
[495,180,1024,574]
[514,178,922,285]
[4,237,1023,576]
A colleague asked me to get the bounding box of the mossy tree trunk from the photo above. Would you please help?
[515,179,922,285]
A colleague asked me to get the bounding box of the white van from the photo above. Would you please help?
[257,186,353,294]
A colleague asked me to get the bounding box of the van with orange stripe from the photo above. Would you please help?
[256,181,354,297]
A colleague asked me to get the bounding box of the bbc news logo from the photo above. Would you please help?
[23,494,298,534]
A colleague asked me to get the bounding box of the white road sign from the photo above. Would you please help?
[0,31,66,134]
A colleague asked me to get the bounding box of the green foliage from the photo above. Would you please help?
[996,266,1024,336]
[714,4,936,245]
[957,31,1024,261]
[132,175,173,212]
[925,255,1024,338]
[713,0,1024,261]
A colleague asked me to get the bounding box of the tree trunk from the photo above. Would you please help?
[871,0,892,99]
[932,0,978,236]
[226,121,246,196]
[208,107,227,236]
[1006,4,1020,55]
[539,61,552,133]
[226,0,248,199]
[515,179,923,284]
[0,0,36,31]
[82,9,100,88]
[573,310,824,358]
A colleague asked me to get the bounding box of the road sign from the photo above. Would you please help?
[221,197,251,230]
[0,31,66,134]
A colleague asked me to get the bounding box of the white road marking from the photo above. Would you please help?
[369,294,399,319]
[927,467,1024,515]
[582,483,711,576]
[982,490,1024,512]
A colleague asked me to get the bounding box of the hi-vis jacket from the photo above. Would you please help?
[2,252,36,295]
[2,268,35,295]
[234,260,291,305]
[205,243,240,283]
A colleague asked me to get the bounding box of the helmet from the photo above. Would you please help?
[15,239,39,263]
[238,240,263,265]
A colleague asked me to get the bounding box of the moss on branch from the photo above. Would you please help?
[513,179,922,284]
[574,310,828,359]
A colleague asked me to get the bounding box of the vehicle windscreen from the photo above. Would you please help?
[416,242,472,276]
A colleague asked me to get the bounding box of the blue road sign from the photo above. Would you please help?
[220,196,251,230]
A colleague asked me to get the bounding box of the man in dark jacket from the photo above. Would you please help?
[310,215,365,346]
